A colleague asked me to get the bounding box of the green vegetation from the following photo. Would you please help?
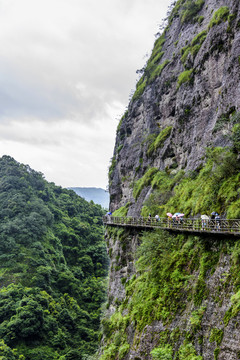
[132,58,170,102]
[101,229,222,358]
[147,126,172,156]
[147,59,170,84]
[178,343,202,359]
[232,123,240,152]
[141,171,185,216]
[227,13,237,33]
[150,344,173,359]
[208,7,230,29]
[181,30,207,64]
[180,0,205,24]
[132,77,147,102]
[0,339,25,359]
[112,203,131,217]
[213,108,237,133]
[0,156,108,359]
[224,289,240,325]
[177,69,193,89]
[102,120,240,359]
[133,167,159,199]
[130,2,231,102]
[168,0,204,24]
[101,0,240,358]
[130,231,219,328]
[101,213,240,359]
[117,144,123,154]
[209,328,224,346]
[141,146,240,218]
[135,169,185,215]
[168,0,185,24]
[214,348,220,360]
[116,110,128,134]
[180,45,191,63]
[190,306,206,330]
[131,34,169,101]
[100,310,130,360]
[108,156,116,182]
[149,35,165,61]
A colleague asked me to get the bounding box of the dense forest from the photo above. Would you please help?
[0,155,108,360]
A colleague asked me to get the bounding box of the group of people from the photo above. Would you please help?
[148,213,183,224]
[202,212,221,230]
[107,211,222,231]
[147,211,222,230]
[148,214,160,221]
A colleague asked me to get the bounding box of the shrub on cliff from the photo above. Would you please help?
[208,6,230,29]
[180,0,205,24]
[232,123,240,152]
[140,145,240,218]
[180,30,207,64]
[120,229,220,332]
[147,126,173,156]
[177,69,193,88]
[178,343,203,359]
[133,167,158,199]
[151,344,173,359]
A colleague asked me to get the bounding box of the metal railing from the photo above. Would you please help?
[102,216,240,235]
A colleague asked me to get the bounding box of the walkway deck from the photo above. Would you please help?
[103,216,240,236]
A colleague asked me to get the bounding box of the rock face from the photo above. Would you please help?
[109,0,240,216]
[101,0,240,359]
[103,227,240,360]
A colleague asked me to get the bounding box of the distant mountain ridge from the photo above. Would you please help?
[69,187,109,209]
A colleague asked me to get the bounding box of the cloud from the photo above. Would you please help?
[0,0,172,187]
[0,114,117,187]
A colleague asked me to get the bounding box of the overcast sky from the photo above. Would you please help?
[0,0,172,189]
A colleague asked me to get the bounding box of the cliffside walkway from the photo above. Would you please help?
[102,216,240,236]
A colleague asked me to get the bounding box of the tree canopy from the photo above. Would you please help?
[0,155,108,359]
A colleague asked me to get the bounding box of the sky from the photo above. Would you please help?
[0,0,172,189]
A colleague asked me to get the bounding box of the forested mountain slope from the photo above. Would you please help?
[100,0,240,359]
[0,155,108,360]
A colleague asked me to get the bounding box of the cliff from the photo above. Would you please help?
[100,0,240,359]
[109,0,240,218]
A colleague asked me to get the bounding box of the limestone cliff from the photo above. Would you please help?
[109,0,240,217]
[101,0,240,359]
